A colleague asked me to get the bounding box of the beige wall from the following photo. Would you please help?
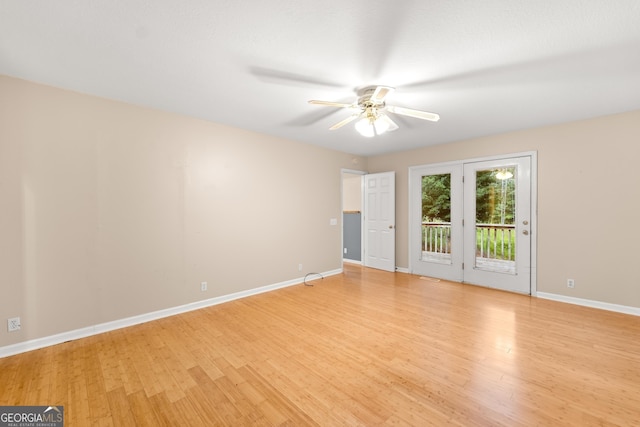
[342,173,362,212]
[2,73,639,350]
[0,76,367,347]
[368,110,640,308]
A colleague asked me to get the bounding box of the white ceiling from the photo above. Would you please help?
[2,1,640,156]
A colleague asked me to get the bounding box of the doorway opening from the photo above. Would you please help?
[342,170,364,265]
[341,169,397,272]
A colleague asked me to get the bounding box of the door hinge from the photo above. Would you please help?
[462,262,464,270]
[462,219,464,226]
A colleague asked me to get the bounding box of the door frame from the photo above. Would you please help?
[408,151,538,295]
[341,169,367,267]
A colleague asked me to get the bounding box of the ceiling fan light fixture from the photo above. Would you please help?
[355,114,390,137]
[355,117,375,137]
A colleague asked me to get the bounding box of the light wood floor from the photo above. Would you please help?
[2,265,640,426]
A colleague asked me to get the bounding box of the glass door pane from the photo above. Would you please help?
[474,167,517,274]
[421,173,452,265]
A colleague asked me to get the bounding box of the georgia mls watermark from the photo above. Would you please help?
[0,406,63,427]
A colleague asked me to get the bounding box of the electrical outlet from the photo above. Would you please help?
[200,281,208,292]
[344,248,347,254]
[298,264,303,271]
[8,317,21,332]
[567,279,575,288]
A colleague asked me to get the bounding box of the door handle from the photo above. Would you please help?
[389,225,395,229]
[522,230,529,235]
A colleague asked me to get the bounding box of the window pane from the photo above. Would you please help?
[474,167,516,274]
[421,173,452,264]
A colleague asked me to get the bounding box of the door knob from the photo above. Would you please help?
[522,230,529,235]
[389,225,394,229]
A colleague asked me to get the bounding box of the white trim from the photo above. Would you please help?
[529,152,538,296]
[395,266,409,274]
[408,151,538,171]
[537,292,640,316]
[343,258,362,265]
[0,268,343,359]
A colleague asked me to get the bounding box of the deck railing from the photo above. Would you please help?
[422,222,516,261]
[476,223,515,261]
[422,222,452,254]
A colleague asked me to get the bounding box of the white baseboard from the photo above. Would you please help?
[537,292,640,317]
[395,266,409,274]
[0,268,343,359]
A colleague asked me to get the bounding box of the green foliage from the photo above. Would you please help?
[421,174,451,222]
[421,168,517,261]
[475,169,515,225]
[421,169,515,225]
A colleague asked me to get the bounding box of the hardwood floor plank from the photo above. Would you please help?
[2,264,640,425]
[169,394,209,426]
[106,386,137,426]
[183,390,221,426]
[188,364,244,424]
[84,341,111,421]
[127,390,164,427]
[147,391,188,426]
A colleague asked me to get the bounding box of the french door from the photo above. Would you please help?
[410,154,534,294]
[409,164,463,282]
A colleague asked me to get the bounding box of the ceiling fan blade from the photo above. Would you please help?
[329,114,360,130]
[386,105,440,122]
[309,100,354,108]
[250,66,345,88]
[370,86,395,104]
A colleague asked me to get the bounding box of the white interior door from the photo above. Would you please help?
[364,172,395,272]
[410,155,534,294]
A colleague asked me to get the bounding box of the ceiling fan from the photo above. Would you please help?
[308,85,439,137]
